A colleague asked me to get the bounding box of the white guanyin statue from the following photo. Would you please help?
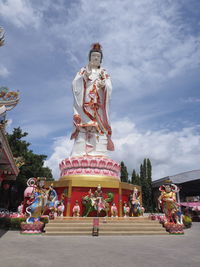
[70,43,114,157]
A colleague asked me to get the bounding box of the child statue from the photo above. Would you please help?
[111,203,118,217]
[57,201,65,217]
[72,200,81,217]
[123,202,130,217]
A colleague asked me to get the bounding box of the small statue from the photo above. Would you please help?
[94,184,103,198]
[17,202,24,216]
[123,202,130,217]
[129,187,141,217]
[111,203,118,217]
[72,200,80,217]
[57,201,65,217]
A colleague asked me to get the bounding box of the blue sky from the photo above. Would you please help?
[0,0,200,180]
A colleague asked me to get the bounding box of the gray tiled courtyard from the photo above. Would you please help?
[0,223,199,267]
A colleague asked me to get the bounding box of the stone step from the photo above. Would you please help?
[46,223,161,227]
[50,219,158,224]
[52,217,150,221]
[99,231,168,236]
[45,226,165,232]
[44,231,168,236]
[44,217,167,236]
[45,226,92,231]
[43,232,91,236]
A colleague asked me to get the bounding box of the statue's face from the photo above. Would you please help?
[90,52,101,68]
[165,185,171,193]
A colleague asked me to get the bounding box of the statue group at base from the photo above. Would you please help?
[82,185,114,217]
[158,180,184,234]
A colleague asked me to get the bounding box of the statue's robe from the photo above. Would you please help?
[71,66,114,157]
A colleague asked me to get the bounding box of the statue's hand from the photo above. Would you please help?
[73,114,81,124]
[97,79,105,88]
[85,65,92,78]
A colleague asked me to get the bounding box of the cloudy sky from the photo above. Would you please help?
[0,0,200,180]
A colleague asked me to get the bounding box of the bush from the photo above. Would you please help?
[10,218,26,230]
[0,216,49,230]
[0,217,26,230]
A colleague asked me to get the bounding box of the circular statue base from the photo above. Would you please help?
[59,156,120,179]
[46,156,142,217]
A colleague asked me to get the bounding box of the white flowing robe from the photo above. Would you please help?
[70,66,114,157]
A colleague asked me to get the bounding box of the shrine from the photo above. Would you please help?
[45,43,142,217]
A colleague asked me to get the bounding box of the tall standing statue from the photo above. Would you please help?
[70,43,114,157]
[158,181,181,223]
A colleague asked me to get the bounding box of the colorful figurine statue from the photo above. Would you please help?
[158,181,181,223]
[57,201,65,217]
[70,43,114,157]
[25,178,58,223]
[82,185,113,217]
[17,202,24,216]
[111,203,118,217]
[129,187,141,216]
[72,200,81,217]
[123,202,130,217]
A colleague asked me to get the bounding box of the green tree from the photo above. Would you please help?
[147,158,153,210]
[140,158,153,212]
[120,161,128,182]
[131,169,141,185]
[6,127,53,206]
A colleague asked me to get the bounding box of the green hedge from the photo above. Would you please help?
[0,216,49,230]
[0,217,26,230]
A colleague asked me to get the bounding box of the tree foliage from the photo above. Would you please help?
[6,127,53,207]
[140,158,153,212]
[120,161,128,182]
[131,169,141,185]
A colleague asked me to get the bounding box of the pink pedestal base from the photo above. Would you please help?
[59,156,120,179]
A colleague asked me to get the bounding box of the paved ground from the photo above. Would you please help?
[0,223,199,267]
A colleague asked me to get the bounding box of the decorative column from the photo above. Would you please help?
[119,185,122,217]
[66,181,72,216]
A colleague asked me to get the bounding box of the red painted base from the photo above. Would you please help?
[46,176,142,217]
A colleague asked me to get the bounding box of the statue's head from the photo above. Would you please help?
[97,184,101,191]
[89,43,103,68]
[159,180,179,193]
[165,185,172,193]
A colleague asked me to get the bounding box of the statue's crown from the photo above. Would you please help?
[91,43,102,52]
[164,179,172,185]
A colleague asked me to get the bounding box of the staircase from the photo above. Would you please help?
[44,217,168,236]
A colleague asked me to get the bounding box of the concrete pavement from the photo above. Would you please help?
[0,223,199,267]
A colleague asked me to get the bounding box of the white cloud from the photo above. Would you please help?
[44,135,72,179]
[45,118,200,180]
[182,97,200,104]
[0,65,9,77]
[49,0,200,99]
[0,0,42,28]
